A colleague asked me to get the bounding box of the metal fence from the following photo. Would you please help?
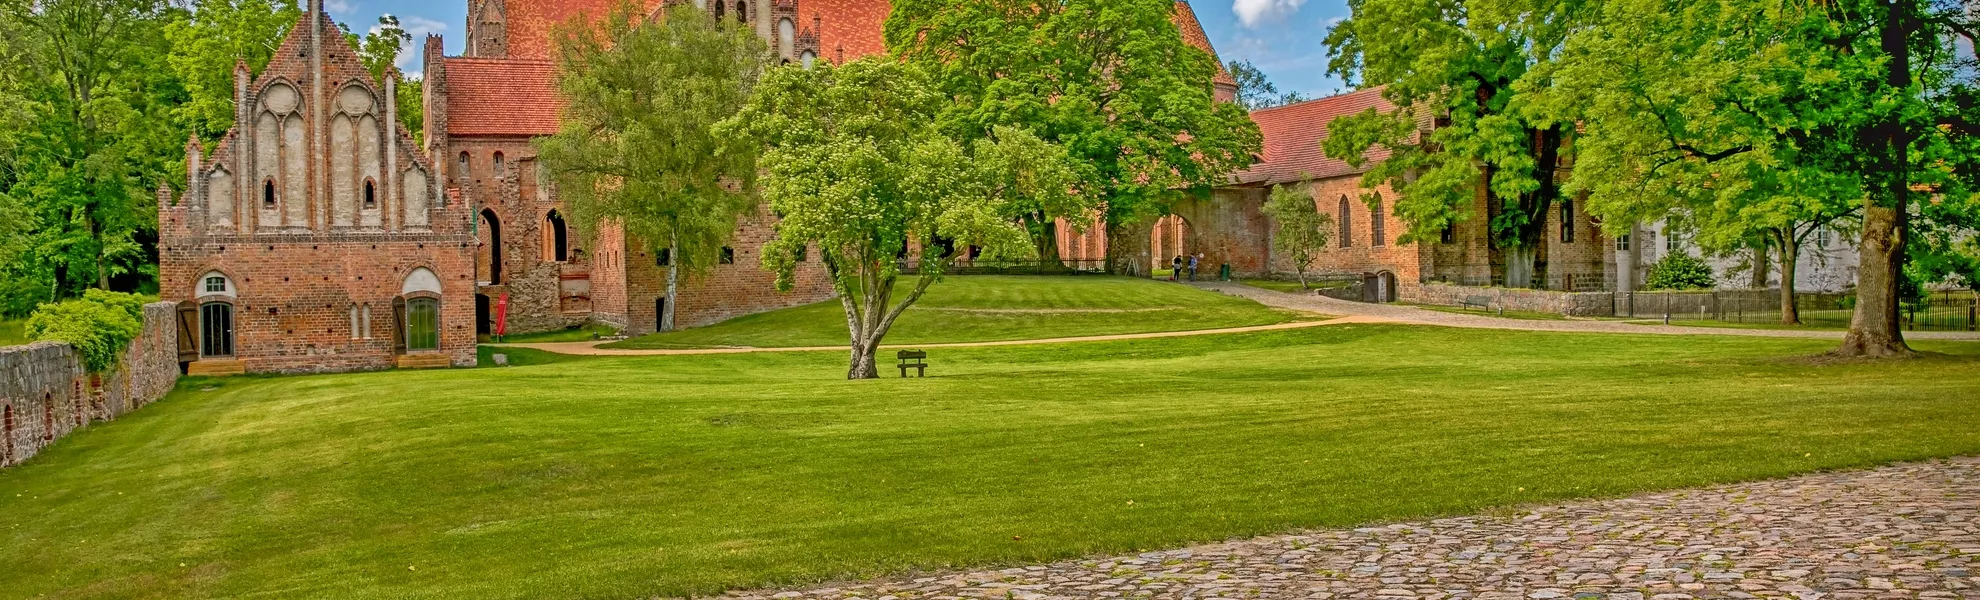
[1616,289,1979,331]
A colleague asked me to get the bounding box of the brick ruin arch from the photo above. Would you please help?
[1150,214,1193,278]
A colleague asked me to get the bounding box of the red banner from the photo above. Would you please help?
[494,293,510,337]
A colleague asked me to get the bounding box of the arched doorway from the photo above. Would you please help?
[477,209,502,284]
[1375,271,1398,303]
[544,209,569,262]
[475,293,491,335]
[1149,214,1191,278]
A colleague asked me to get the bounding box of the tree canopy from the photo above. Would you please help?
[718,57,1084,378]
[883,0,1260,271]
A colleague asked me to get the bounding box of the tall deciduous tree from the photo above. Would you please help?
[0,0,181,300]
[883,0,1260,273]
[1541,0,1871,325]
[164,0,298,141]
[718,58,1081,379]
[1227,59,1308,110]
[1261,183,1333,289]
[1322,0,1590,287]
[538,2,767,332]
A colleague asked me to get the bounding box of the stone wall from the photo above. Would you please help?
[1404,283,1615,317]
[1,302,181,468]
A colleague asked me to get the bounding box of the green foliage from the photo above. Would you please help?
[717,57,1085,376]
[163,0,299,141]
[884,0,1261,261]
[539,2,766,290]
[1645,253,1718,291]
[1322,0,1587,260]
[26,289,145,372]
[0,0,181,299]
[1260,183,1333,287]
[1226,60,1306,111]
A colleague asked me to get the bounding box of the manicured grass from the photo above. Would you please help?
[5,326,1980,599]
[606,275,1312,349]
[0,318,26,346]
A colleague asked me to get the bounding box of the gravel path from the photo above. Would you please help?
[1196,282,1980,342]
[724,457,1980,600]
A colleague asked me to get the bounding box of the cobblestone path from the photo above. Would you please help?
[725,457,1980,600]
[1197,282,1980,342]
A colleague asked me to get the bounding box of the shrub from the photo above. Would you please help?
[1645,253,1718,290]
[26,290,147,373]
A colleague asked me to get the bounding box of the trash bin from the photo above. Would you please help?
[1219,263,1232,281]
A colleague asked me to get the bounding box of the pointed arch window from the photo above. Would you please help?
[457,151,471,181]
[545,209,569,262]
[1560,200,1575,243]
[713,0,724,19]
[492,151,505,178]
[1371,194,1386,247]
[736,0,747,22]
[263,179,277,209]
[362,178,377,210]
[1338,196,1352,248]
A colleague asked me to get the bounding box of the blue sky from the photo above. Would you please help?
[322,0,1346,98]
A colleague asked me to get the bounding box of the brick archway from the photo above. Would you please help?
[477,208,502,284]
[1151,215,1192,277]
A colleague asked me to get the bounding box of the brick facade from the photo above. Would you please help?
[159,1,476,374]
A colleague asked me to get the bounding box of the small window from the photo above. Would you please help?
[1816,226,1829,247]
[492,152,505,177]
[263,179,277,208]
[545,210,569,262]
[205,276,227,293]
[363,179,377,209]
[655,248,671,266]
[457,151,471,180]
[1616,234,1631,251]
[1370,194,1386,247]
[713,0,724,19]
[1560,200,1575,243]
[736,0,747,21]
[1666,230,1683,252]
[719,247,735,264]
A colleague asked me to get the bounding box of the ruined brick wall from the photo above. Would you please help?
[619,205,835,334]
[452,137,591,335]
[1161,188,1275,276]
[1,302,181,468]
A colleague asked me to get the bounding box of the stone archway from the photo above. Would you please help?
[1150,215,1192,278]
[477,208,502,284]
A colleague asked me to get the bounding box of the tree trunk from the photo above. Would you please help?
[1836,0,1915,358]
[1296,267,1309,290]
[847,336,880,379]
[1503,245,1537,288]
[1777,233,1800,326]
[1750,244,1769,289]
[662,236,679,332]
[1033,215,1062,270]
[1104,216,1151,277]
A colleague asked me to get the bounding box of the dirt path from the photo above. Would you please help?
[1197,281,1980,341]
[487,315,1394,356]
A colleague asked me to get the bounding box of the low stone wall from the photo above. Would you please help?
[1,302,181,468]
[1405,283,1615,317]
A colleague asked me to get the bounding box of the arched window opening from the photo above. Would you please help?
[404,298,440,351]
[1560,199,1576,243]
[1371,194,1386,247]
[713,0,724,19]
[478,209,502,284]
[349,304,361,339]
[362,178,377,210]
[361,304,372,339]
[200,301,235,357]
[1338,196,1353,248]
[719,246,735,264]
[777,18,794,56]
[263,179,277,209]
[492,152,505,177]
[800,51,817,69]
[545,210,569,262]
[457,151,471,181]
[736,1,747,22]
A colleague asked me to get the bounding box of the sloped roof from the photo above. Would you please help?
[796,0,891,61]
[444,57,563,136]
[1231,87,1413,186]
[1171,1,1236,88]
[503,0,664,59]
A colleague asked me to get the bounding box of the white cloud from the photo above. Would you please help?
[1232,0,1308,28]
[324,0,354,15]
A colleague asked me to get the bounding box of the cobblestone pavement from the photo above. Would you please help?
[1196,282,1980,341]
[725,457,1980,600]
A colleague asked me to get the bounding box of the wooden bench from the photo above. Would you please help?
[1460,295,1493,311]
[897,350,928,378]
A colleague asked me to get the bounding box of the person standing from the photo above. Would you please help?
[1171,255,1183,281]
[1187,253,1200,281]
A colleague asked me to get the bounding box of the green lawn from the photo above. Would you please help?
[0,318,26,346]
[606,275,1312,349]
[5,326,1980,599]
[482,322,621,343]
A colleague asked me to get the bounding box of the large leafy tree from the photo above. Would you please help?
[538,2,767,332]
[0,0,182,304]
[883,0,1260,272]
[1542,0,1870,325]
[345,15,423,141]
[718,58,1081,379]
[1228,59,1307,110]
[1321,0,1591,287]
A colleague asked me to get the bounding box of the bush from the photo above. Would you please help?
[1645,253,1717,290]
[26,290,147,373]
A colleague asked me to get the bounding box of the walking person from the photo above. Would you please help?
[1187,253,1200,281]
[1171,255,1183,281]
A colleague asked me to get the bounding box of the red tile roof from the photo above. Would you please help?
[796,0,891,61]
[444,57,564,136]
[1231,87,1421,186]
[1171,1,1236,88]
